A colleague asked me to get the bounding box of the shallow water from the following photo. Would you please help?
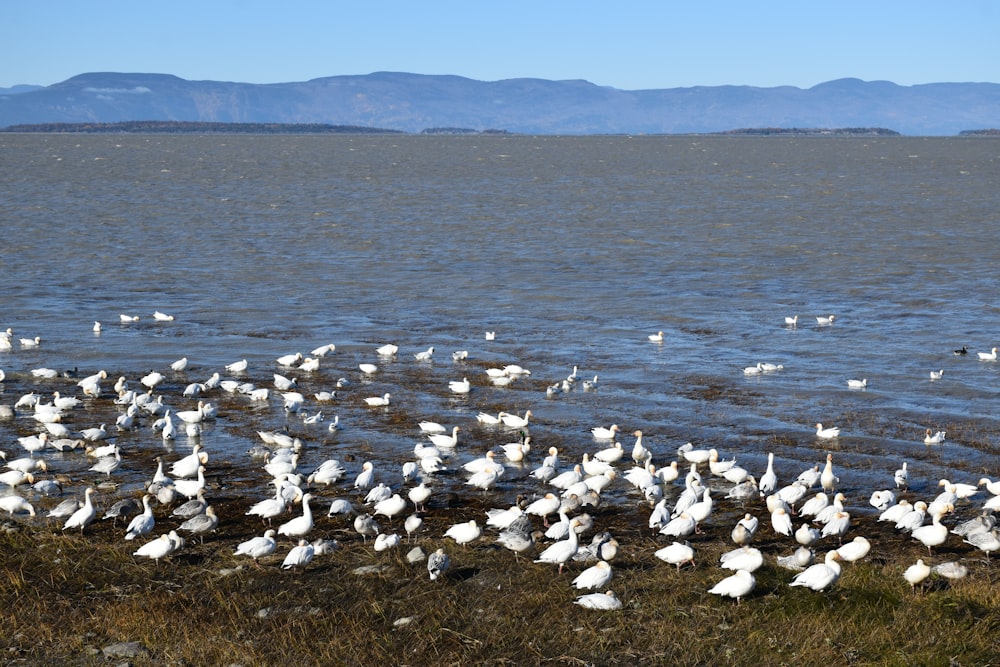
[1,134,1000,517]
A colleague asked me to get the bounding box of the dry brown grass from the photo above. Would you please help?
[3,497,1000,667]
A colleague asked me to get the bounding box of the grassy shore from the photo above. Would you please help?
[3,486,999,666]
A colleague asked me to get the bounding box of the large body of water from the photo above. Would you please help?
[1,133,999,516]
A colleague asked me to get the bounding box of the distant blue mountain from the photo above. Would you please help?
[0,84,43,96]
[1,72,998,135]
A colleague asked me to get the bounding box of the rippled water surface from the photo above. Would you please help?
[2,134,1000,510]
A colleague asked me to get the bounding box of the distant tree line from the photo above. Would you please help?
[715,127,901,136]
[958,129,1000,136]
[0,121,405,134]
[420,127,511,135]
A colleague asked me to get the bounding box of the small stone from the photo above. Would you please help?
[406,546,426,564]
[102,641,147,659]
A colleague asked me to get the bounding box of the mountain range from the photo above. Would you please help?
[1,72,999,135]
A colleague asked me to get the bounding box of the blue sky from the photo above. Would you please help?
[4,1,997,90]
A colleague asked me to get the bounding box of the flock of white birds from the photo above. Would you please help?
[1,315,998,610]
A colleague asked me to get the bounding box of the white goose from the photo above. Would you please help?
[977,347,998,361]
[815,423,840,440]
[923,429,946,445]
[534,518,581,573]
[708,569,756,604]
[789,550,842,591]
[235,529,277,564]
[134,531,184,564]
[591,424,620,440]
[427,426,460,448]
[500,410,532,429]
[63,488,97,532]
[277,493,314,538]
[124,495,156,541]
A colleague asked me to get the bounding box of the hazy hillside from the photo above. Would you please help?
[1,72,998,135]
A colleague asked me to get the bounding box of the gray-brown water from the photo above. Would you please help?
[2,134,999,516]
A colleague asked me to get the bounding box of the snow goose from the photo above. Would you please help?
[353,462,376,490]
[929,369,944,380]
[659,512,696,539]
[373,533,401,552]
[648,331,664,343]
[654,541,696,571]
[171,491,208,520]
[426,426,460,449]
[815,314,836,325]
[978,347,998,361]
[419,421,447,434]
[820,453,839,492]
[277,493,314,538]
[846,378,868,389]
[500,410,531,429]
[904,559,931,592]
[281,539,315,570]
[720,546,764,573]
[795,523,821,547]
[535,518,581,573]
[815,423,840,440]
[179,506,219,543]
[476,411,502,426]
[524,493,561,526]
[759,452,778,496]
[19,336,41,348]
[153,310,174,321]
[173,466,207,499]
[869,489,896,512]
[375,343,398,356]
[777,546,815,572]
[134,531,183,564]
[407,483,432,512]
[63,488,97,532]
[170,444,208,479]
[894,462,909,489]
[789,550,842,591]
[630,430,651,465]
[373,494,407,522]
[594,441,624,464]
[784,315,798,326]
[92,321,102,333]
[501,438,531,463]
[574,590,622,610]
[276,352,303,367]
[799,492,830,518]
[771,507,793,537]
[364,393,391,407]
[310,343,336,357]
[235,529,277,565]
[444,519,482,546]
[591,424,619,440]
[836,536,871,562]
[708,569,756,604]
[572,560,613,590]
[911,504,952,555]
[427,548,450,580]
[89,448,122,476]
[821,511,851,543]
[123,495,155,541]
[923,429,946,445]
[225,359,248,373]
[979,477,1000,496]
[414,346,434,361]
[0,495,35,517]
